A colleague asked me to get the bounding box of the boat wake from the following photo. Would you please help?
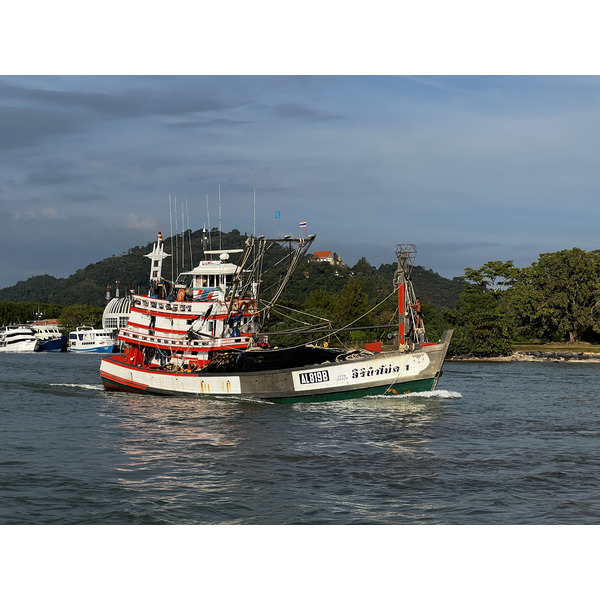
[368,389,462,400]
[49,383,104,391]
[412,389,461,399]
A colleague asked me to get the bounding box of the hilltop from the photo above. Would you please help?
[0,229,465,308]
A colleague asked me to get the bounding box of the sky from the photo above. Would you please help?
[2,3,600,296]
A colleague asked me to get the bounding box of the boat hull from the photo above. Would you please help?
[71,345,115,353]
[0,340,40,352]
[100,331,452,404]
[39,336,68,352]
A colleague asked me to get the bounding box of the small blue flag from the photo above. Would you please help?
[276,211,280,219]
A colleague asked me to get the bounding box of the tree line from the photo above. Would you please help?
[0,302,104,333]
[434,248,600,356]
[268,247,600,356]
[5,243,595,357]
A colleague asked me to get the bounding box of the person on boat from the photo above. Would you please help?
[231,312,242,336]
[410,298,423,329]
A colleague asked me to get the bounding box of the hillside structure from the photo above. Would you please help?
[310,251,343,266]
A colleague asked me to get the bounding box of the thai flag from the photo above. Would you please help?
[299,220,307,229]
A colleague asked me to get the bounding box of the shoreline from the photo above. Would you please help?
[448,350,600,363]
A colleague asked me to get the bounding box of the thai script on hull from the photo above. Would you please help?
[352,364,402,379]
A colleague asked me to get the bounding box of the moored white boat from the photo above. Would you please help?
[69,327,115,353]
[100,234,453,403]
[0,325,41,352]
[31,320,68,352]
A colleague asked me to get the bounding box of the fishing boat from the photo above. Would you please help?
[69,327,115,353]
[100,232,452,403]
[31,320,68,352]
[0,325,41,352]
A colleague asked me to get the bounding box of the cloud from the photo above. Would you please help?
[0,106,82,150]
[3,75,600,291]
[169,117,252,129]
[0,77,244,122]
[10,205,60,220]
[272,102,343,121]
[41,207,59,219]
[126,213,158,231]
[27,159,81,185]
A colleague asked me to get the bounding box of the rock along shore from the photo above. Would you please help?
[448,350,600,363]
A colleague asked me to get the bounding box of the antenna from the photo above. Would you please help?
[174,196,179,275]
[180,199,184,273]
[218,185,222,251]
[206,193,212,252]
[186,197,193,269]
[169,195,174,281]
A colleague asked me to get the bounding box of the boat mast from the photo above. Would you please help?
[180,199,184,274]
[218,185,222,252]
[174,197,179,275]
[394,244,417,347]
[144,232,171,296]
[186,198,193,269]
[169,195,174,281]
[205,193,212,257]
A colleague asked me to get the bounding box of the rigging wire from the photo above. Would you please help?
[266,288,398,351]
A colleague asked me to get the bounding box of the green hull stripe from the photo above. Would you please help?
[102,374,436,404]
[270,378,436,404]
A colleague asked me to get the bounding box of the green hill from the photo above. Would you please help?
[0,229,465,308]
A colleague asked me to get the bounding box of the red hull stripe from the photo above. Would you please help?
[125,320,191,334]
[130,306,240,321]
[101,356,202,378]
[116,336,249,352]
[130,307,198,321]
[99,369,148,391]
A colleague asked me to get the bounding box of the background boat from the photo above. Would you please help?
[31,320,68,352]
[0,325,41,352]
[69,327,115,353]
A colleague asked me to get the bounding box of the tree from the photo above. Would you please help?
[306,289,338,315]
[58,305,104,332]
[463,260,520,296]
[446,260,518,356]
[449,287,514,356]
[335,278,374,328]
[507,248,600,343]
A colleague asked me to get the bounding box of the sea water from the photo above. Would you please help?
[1,353,599,525]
